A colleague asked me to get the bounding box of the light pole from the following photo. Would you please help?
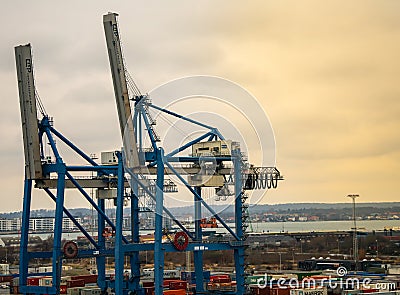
[347,194,359,270]
[90,153,98,235]
[278,252,282,271]
[300,239,303,254]
[90,153,98,267]
[376,239,378,258]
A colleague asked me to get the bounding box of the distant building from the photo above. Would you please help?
[109,217,131,229]
[0,218,21,231]
[308,215,320,221]
[29,217,54,232]
[0,264,9,275]
[29,217,81,232]
[0,236,42,247]
[0,217,82,233]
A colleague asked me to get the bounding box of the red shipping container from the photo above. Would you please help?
[0,275,13,283]
[143,286,155,295]
[212,277,231,283]
[163,280,178,287]
[163,290,185,295]
[271,287,291,295]
[28,277,42,286]
[67,279,85,288]
[249,285,269,295]
[143,281,154,288]
[169,281,187,290]
[60,284,67,294]
[210,275,231,283]
[361,289,379,293]
[71,274,98,284]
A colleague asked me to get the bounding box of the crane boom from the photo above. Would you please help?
[103,12,139,167]
[15,44,42,179]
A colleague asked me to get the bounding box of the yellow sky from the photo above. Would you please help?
[209,1,400,203]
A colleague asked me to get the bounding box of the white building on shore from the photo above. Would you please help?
[0,217,81,232]
[0,218,21,232]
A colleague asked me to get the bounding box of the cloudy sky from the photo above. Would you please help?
[1,1,400,212]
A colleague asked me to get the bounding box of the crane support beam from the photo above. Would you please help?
[103,12,139,167]
[15,44,42,179]
[36,165,281,189]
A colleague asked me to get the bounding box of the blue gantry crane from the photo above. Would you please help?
[15,12,282,295]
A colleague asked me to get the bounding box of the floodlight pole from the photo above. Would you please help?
[347,194,359,271]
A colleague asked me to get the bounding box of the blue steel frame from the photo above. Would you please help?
[20,116,127,295]
[20,97,249,295]
[131,96,247,295]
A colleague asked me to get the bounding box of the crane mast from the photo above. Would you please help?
[103,12,139,167]
[15,44,42,179]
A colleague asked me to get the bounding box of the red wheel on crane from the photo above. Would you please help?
[63,241,79,259]
[173,231,189,251]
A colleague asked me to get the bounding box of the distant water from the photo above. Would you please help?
[249,219,400,233]
[1,219,398,239]
[201,219,400,235]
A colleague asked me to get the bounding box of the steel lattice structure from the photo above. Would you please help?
[15,12,282,295]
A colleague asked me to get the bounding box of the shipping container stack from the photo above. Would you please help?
[207,274,237,292]
[7,270,400,295]
[10,274,99,295]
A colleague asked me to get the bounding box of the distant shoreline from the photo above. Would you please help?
[1,219,399,238]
